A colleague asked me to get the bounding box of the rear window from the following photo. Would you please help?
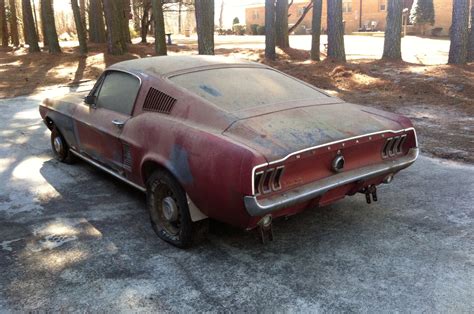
[170,67,328,111]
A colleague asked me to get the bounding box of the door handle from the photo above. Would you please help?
[112,119,125,129]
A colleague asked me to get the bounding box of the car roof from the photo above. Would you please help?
[108,55,267,77]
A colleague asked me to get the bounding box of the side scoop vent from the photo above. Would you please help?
[143,87,176,114]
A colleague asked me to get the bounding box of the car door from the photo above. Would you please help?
[73,70,141,173]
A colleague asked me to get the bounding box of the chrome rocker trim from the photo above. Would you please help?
[244,148,419,217]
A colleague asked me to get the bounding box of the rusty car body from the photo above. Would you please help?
[39,55,418,247]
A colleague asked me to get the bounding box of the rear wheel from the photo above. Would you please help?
[50,128,75,164]
[147,170,207,248]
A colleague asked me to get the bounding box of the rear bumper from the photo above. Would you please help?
[244,148,419,217]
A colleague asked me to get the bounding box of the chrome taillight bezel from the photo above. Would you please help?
[253,166,285,196]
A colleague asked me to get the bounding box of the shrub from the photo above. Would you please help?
[250,24,259,35]
[257,25,265,35]
[232,24,246,35]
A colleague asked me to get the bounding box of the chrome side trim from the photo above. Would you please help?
[70,150,146,193]
[245,148,419,216]
[250,127,418,195]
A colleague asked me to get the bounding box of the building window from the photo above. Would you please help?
[298,6,306,16]
[342,0,352,13]
[253,10,259,20]
[379,0,387,11]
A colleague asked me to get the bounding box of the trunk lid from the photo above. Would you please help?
[223,102,406,162]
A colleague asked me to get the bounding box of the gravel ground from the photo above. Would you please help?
[0,89,473,312]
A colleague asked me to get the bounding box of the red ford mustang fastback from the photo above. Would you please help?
[39,55,418,247]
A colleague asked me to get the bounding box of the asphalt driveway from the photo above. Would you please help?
[0,89,473,312]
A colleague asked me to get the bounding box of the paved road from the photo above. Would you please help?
[172,34,450,65]
[0,90,473,312]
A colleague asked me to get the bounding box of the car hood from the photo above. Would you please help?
[223,102,409,162]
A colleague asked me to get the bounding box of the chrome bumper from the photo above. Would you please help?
[244,148,419,217]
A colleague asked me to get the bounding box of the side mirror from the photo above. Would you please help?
[84,95,96,105]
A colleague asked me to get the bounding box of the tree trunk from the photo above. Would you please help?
[79,0,87,40]
[122,0,131,43]
[22,0,40,52]
[275,0,289,48]
[467,0,474,62]
[382,0,403,60]
[327,0,346,61]
[265,0,276,60]
[40,0,61,53]
[151,0,166,55]
[311,0,322,61]
[0,0,8,47]
[72,0,88,55]
[195,0,214,55]
[8,0,19,46]
[40,0,48,46]
[448,0,470,64]
[140,0,151,43]
[88,0,106,43]
[103,0,127,55]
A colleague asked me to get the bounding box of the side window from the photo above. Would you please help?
[96,71,140,115]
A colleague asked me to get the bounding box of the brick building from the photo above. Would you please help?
[245,0,460,36]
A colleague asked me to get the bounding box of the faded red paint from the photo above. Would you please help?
[39,56,418,230]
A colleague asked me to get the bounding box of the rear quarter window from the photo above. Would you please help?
[169,67,328,112]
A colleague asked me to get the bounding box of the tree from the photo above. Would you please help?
[409,0,434,35]
[275,0,289,48]
[103,0,127,54]
[467,0,474,62]
[8,0,20,46]
[151,0,166,55]
[327,0,346,61]
[88,0,106,43]
[265,0,276,60]
[448,0,470,64]
[383,0,403,60]
[79,0,87,38]
[288,1,313,34]
[22,0,40,52]
[40,1,48,46]
[232,17,239,24]
[71,0,88,55]
[195,0,214,55]
[311,0,322,61]
[139,0,152,43]
[41,0,61,53]
[0,0,8,47]
[122,0,132,43]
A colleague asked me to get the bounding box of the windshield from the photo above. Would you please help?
[170,67,328,112]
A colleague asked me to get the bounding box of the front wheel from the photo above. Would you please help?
[147,170,208,248]
[51,128,75,164]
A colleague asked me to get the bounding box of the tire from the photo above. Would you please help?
[147,170,208,248]
[50,127,75,164]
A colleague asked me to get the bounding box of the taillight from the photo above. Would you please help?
[254,166,285,195]
[382,134,407,158]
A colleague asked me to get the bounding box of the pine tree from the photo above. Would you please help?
[8,0,20,46]
[0,0,8,47]
[275,0,289,48]
[448,0,470,64]
[151,0,166,55]
[311,0,322,61]
[327,0,346,61]
[195,0,214,55]
[467,0,474,62]
[265,0,276,60]
[383,0,403,60]
[88,0,106,43]
[22,0,40,52]
[103,0,127,55]
[409,0,435,34]
[41,0,61,53]
[72,0,88,55]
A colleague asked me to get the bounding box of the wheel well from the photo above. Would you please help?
[141,160,170,186]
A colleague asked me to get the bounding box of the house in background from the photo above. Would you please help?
[245,0,459,36]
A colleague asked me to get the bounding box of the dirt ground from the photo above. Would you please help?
[0,42,472,163]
